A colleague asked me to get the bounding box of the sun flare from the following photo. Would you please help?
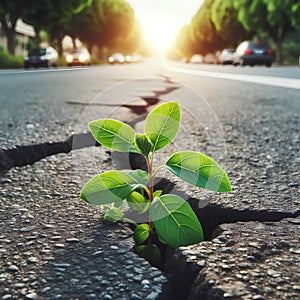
[142,21,176,54]
[127,0,202,55]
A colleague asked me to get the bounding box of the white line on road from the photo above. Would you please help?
[166,65,300,90]
[0,67,89,75]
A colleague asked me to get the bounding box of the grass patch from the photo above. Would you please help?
[0,48,23,69]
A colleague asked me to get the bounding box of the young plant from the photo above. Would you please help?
[80,102,231,265]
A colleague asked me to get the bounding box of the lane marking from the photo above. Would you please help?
[166,65,300,90]
[0,67,89,75]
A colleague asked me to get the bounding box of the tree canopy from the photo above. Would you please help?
[1,0,142,57]
[174,0,299,63]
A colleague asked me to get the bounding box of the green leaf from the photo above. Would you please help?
[128,170,149,186]
[136,244,161,267]
[104,208,124,222]
[88,119,136,152]
[157,233,167,245]
[134,224,150,246]
[127,191,150,214]
[153,190,163,198]
[150,194,204,248]
[123,217,138,227]
[135,133,153,156]
[80,170,141,205]
[114,199,127,209]
[145,102,180,151]
[165,151,232,192]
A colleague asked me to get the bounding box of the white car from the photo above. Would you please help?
[66,48,91,66]
[190,54,203,64]
[108,53,125,64]
[218,49,235,65]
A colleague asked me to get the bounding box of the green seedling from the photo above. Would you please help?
[80,102,231,265]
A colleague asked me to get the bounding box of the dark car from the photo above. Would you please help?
[66,48,91,66]
[24,47,58,68]
[233,41,272,67]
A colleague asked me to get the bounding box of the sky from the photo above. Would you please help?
[127,0,203,52]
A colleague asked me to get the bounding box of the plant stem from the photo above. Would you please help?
[146,154,155,244]
[152,165,164,179]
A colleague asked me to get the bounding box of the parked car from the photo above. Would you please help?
[124,55,132,63]
[66,48,91,66]
[233,41,272,67]
[190,54,203,64]
[24,47,58,68]
[132,53,143,63]
[218,49,235,65]
[108,53,125,64]
[204,53,217,64]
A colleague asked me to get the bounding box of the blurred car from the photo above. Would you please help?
[204,53,217,64]
[218,49,235,65]
[125,55,132,63]
[132,53,143,63]
[24,47,58,68]
[66,48,91,66]
[233,41,272,67]
[108,53,125,64]
[190,54,203,64]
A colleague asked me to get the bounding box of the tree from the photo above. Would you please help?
[22,0,92,55]
[65,1,101,53]
[175,25,194,59]
[290,2,300,29]
[22,0,52,47]
[0,1,28,54]
[189,0,224,54]
[67,0,139,56]
[234,0,299,63]
[210,0,249,48]
[98,0,135,50]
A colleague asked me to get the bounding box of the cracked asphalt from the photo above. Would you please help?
[0,60,299,299]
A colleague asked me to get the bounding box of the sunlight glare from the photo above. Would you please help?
[127,0,203,55]
[143,21,175,55]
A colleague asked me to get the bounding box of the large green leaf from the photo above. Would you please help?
[134,224,150,246]
[144,102,180,151]
[80,170,141,205]
[128,170,149,186]
[89,119,136,152]
[165,151,232,192]
[150,194,204,248]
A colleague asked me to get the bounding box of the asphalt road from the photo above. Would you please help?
[0,60,299,299]
[0,60,299,210]
[0,60,299,205]
[0,60,298,147]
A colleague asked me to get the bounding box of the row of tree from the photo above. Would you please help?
[0,0,143,56]
[175,0,300,63]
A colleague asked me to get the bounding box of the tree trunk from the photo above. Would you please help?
[275,41,282,65]
[7,30,16,55]
[34,28,41,48]
[275,26,283,65]
[57,38,63,56]
[72,37,77,49]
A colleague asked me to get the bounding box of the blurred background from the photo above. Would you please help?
[0,0,299,68]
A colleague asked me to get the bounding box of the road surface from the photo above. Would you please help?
[0,60,299,299]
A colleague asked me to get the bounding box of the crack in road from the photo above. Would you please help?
[1,76,299,299]
[0,82,180,178]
